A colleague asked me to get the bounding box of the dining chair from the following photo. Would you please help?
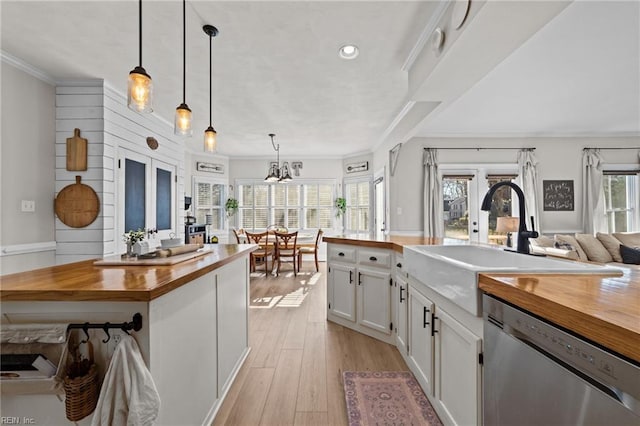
[273,231,299,276]
[245,231,274,273]
[232,228,245,244]
[298,229,323,272]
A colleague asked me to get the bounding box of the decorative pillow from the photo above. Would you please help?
[531,235,555,248]
[613,232,640,248]
[575,233,613,263]
[619,245,640,265]
[555,234,587,261]
[596,233,623,263]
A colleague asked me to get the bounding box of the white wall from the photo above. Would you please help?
[382,136,640,235]
[0,62,56,274]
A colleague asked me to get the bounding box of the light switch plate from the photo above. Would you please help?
[21,200,35,212]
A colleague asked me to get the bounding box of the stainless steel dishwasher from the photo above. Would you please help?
[483,294,640,425]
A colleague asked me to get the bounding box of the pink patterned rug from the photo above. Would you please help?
[343,371,443,426]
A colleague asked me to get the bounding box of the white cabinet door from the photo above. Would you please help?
[434,307,482,426]
[328,263,356,322]
[409,287,435,396]
[395,275,408,355]
[357,267,391,334]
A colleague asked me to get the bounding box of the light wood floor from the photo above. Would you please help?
[213,261,409,426]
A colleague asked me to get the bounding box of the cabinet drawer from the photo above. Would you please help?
[358,249,391,268]
[328,246,356,262]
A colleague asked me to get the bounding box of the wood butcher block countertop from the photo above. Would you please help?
[0,244,256,302]
[324,234,640,363]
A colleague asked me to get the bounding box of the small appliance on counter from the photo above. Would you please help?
[185,225,206,244]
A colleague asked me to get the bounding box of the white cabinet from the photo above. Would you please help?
[326,243,394,344]
[408,287,435,395]
[434,307,482,426]
[407,280,483,426]
[328,263,356,322]
[357,267,392,334]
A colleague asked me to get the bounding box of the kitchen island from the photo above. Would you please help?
[0,244,255,425]
[324,234,639,425]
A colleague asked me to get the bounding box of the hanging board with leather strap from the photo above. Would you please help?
[54,176,100,228]
[66,128,87,171]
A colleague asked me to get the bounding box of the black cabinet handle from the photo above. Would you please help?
[338,252,345,256]
[369,256,377,261]
[349,270,353,283]
[396,262,402,268]
[358,272,362,286]
[399,286,405,303]
[423,307,430,328]
[431,314,439,336]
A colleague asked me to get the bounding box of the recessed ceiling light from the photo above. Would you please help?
[338,44,359,60]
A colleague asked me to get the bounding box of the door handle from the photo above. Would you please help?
[338,252,345,257]
[349,270,353,283]
[369,256,377,261]
[399,286,405,303]
[358,272,362,286]
[423,307,430,328]
[472,229,479,233]
[431,314,439,336]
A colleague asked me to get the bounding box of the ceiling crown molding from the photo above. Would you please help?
[1,50,56,85]
[401,0,450,72]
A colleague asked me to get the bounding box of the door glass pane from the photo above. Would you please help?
[156,168,172,230]
[443,178,469,240]
[487,177,514,245]
[211,184,222,206]
[125,158,146,232]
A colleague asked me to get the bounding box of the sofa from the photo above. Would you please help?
[530,232,640,270]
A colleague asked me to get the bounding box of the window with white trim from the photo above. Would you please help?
[237,180,335,231]
[603,170,639,232]
[344,178,371,234]
[193,177,226,231]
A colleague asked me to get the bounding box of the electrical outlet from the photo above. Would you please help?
[21,200,35,212]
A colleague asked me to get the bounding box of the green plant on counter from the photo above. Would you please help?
[225,198,239,217]
[335,197,346,218]
[123,229,146,244]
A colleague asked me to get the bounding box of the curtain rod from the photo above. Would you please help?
[424,147,535,151]
[583,147,639,150]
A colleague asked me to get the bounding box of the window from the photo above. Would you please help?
[345,178,371,233]
[237,180,335,231]
[603,171,639,232]
[193,177,226,231]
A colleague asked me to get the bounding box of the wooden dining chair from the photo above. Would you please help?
[232,228,245,244]
[274,231,299,276]
[298,229,323,272]
[245,231,274,273]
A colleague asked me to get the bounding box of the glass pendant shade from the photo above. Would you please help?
[204,126,217,152]
[128,66,153,113]
[174,104,192,136]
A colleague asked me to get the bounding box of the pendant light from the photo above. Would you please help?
[128,0,153,113]
[265,134,280,182]
[174,0,192,136]
[203,24,219,152]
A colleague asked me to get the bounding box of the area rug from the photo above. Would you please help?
[343,371,442,426]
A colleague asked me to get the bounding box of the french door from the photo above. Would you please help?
[441,166,518,245]
[118,150,177,252]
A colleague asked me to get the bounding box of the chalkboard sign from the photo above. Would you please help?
[543,180,574,211]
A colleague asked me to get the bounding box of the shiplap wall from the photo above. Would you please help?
[55,81,185,264]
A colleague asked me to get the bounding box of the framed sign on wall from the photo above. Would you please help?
[543,180,574,211]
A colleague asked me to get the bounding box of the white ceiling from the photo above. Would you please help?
[1,1,638,159]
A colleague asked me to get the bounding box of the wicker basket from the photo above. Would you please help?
[63,363,99,421]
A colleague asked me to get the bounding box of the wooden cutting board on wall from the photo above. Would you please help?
[66,128,87,171]
[54,176,100,228]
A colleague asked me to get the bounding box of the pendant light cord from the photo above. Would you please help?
[138,0,143,67]
[182,0,186,104]
[209,32,212,126]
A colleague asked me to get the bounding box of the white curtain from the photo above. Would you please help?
[423,148,444,238]
[516,149,541,232]
[582,148,606,234]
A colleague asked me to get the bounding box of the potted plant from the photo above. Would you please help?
[122,229,145,257]
[225,198,239,217]
[335,197,346,218]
